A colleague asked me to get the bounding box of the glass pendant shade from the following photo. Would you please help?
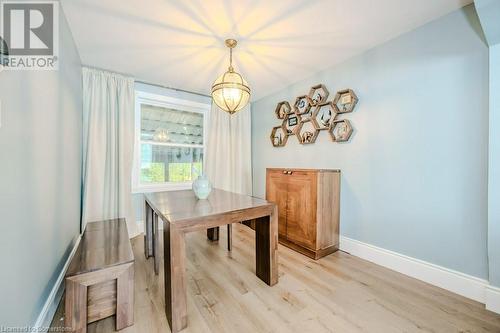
[211,70,250,114]
[211,39,251,114]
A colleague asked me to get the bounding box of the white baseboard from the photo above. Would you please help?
[486,285,500,314]
[128,222,142,239]
[339,236,492,306]
[137,220,144,235]
[34,234,82,329]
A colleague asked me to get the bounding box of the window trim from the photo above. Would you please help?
[132,91,210,194]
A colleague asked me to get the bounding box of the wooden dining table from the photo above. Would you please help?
[143,189,278,333]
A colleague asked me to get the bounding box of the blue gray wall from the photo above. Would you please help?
[0,5,82,326]
[251,5,490,279]
[488,44,500,287]
[475,0,500,287]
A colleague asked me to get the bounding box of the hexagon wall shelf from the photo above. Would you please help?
[293,95,313,119]
[333,89,358,114]
[308,84,329,106]
[283,113,301,136]
[329,119,353,142]
[275,101,292,119]
[269,85,358,147]
[270,125,288,147]
[297,119,319,145]
[312,101,337,130]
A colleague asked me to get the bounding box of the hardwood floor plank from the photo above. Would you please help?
[51,223,500,333]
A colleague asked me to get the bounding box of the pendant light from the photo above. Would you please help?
[211,39,250,114]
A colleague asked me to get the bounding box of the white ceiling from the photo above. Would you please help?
[61,0,471,101]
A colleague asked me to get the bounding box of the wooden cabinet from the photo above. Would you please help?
[266,168,340,259]
[266,170,288,238]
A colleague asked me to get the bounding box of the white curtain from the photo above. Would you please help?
[81,67,137,237]
[205,103,252,195]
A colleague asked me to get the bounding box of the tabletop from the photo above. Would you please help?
[144,189,273,224]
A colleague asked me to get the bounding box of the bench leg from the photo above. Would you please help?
[116,263,134,330]
[65,279,87,333]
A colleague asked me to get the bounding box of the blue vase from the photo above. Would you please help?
[192,175,212,200]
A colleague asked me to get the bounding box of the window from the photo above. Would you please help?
[132,91,210,193]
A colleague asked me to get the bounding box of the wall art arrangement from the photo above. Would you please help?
[270,84,358,147]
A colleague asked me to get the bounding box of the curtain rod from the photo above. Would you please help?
[136,80,211,98]
[82,64,211,98]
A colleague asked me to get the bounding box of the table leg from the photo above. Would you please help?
[227,224,232,251]
[254,206,278,286]
[164,221,187,333]
[144,201,153,258]
[153,212,160,275]
[207,227,219,241]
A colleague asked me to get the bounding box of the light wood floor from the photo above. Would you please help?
[52,223,500,333]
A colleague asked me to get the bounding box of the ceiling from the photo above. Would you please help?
[61,0,471,101]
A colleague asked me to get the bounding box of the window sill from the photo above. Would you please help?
[132,183,192,194]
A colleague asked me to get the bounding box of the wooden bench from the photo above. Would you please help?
[65,218,134,333]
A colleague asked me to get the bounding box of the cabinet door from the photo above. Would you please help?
[286,171,317,250]
[266,170,289,238]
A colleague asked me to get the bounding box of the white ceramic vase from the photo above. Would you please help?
[192,175,212,200]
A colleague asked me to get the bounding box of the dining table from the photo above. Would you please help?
[143,189,278,333]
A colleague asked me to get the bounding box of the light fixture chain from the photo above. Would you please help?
[229,47,233,72]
